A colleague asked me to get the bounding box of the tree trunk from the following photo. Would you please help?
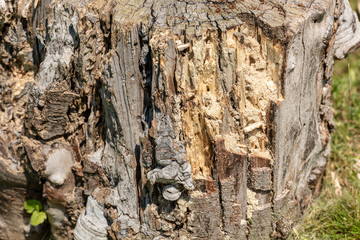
[1,0,359,239]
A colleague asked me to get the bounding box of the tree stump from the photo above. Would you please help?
[0,0,359,239]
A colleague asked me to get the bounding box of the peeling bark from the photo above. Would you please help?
[0,0,359,239]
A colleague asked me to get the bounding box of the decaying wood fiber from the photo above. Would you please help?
[0,0,359,239]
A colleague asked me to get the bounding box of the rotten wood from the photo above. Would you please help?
[0,0,359,239]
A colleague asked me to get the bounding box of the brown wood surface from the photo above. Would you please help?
[0,0,359,239]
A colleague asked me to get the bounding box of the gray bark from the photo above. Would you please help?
[0,0,359,239]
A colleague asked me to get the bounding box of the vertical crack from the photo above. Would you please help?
[245,144,251,240]
[217,173,226,232]
[212,143,226,235]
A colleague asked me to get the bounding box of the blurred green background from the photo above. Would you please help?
[293,1,360,239]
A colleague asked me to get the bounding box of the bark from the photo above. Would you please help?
[0,0,359,239]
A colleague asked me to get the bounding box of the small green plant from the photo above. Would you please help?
[24,200,48,226]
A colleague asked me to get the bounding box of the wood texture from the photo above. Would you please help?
[0,0,359,239]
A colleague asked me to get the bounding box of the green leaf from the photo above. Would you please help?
[30,211,47,226]
[24,200,42,214]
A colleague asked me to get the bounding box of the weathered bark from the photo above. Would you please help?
[0,0,359,239]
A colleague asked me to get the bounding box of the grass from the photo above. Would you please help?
[292,19,360,240]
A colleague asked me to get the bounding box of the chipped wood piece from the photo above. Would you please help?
[243,122,264,134]
[176,43,191,52]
